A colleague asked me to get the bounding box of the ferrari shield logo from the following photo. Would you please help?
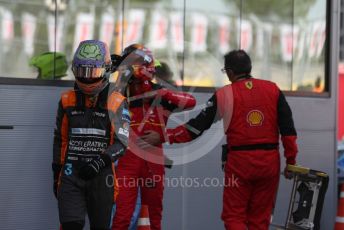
[245,81,253,89]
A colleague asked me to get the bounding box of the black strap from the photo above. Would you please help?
[230,143,278,151]
[222,144,228,161]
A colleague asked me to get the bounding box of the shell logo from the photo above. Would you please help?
[247,110,264,126]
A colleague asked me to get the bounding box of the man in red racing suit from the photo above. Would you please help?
[112,44,196,230]
[148,50,298,230]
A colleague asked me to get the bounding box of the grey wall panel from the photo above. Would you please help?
[289,97,337,131]
[162,165,184,230]
[0,85,64,126]
[163,92,225,230]
[180,146,224,230]
[0,126,59,230]
[0,85,66,230]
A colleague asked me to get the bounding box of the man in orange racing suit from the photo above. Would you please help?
[52,40,129,230]
[146,50,298,230]
[111,44,196,230]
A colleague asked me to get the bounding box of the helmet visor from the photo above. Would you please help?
[72,66,105,80]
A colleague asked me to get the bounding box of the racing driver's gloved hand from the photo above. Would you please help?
[78,154,111,180]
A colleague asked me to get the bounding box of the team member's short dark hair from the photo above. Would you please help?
[224,50,252,75]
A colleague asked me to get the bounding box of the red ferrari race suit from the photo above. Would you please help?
[112,84,196,230]
[52,84,129,229]
[166,78,298,230]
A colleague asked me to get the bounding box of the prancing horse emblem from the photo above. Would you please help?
[245,81,253,89]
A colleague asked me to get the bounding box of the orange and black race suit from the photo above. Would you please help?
[166,77,298,230]
[52,84,129,228]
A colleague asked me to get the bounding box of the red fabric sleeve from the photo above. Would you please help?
[157,89,196,111]
[166,125,193,144]
[281,135,298,165]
